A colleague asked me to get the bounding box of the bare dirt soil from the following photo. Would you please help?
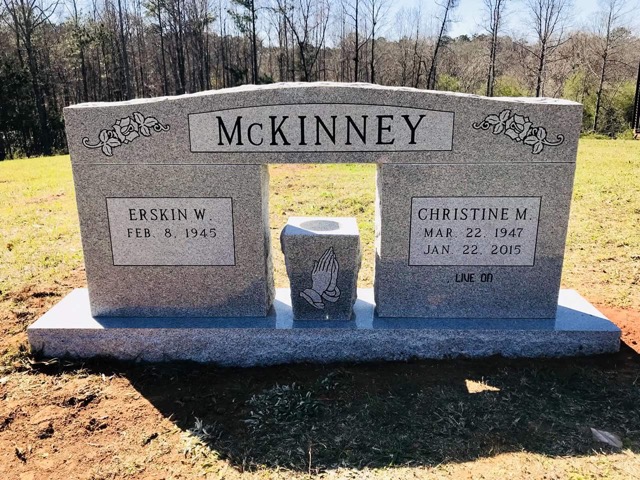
[1,273,640,479]
[598,306,640,354]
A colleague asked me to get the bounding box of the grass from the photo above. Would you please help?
[0,155,82,296]
[6,353,637,479]
[563,140,640,309]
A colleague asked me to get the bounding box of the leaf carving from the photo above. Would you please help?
[133,112,145,125]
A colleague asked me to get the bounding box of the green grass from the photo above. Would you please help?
[563,140,640,309]
[0,155,82,297]
[0,139,638,310]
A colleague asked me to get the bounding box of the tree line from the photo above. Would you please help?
[0,0,638,160]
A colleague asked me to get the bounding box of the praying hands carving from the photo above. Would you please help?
[300,247,341,310]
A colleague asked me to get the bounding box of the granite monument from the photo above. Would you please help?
[28,83,621,365]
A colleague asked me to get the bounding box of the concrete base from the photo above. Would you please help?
[28,289,621,366]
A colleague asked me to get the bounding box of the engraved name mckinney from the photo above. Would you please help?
[214,114,427,147]
[188,104,455,152]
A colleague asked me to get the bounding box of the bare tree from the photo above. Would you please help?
[523,0,573,97]
[483,0,508,96]
[229,0,259,83]
[366,0,389,84]
[69,0,89,101]
[393,8,411,86]
[590,0,631,131]
[116,0,132,98]
[342,0,366,82]
[394,5,425,88]
[146,0,169,94]
[634,60,640,138]
[165,0,187,93]
[427,0,458,90]
[275,0,330,82]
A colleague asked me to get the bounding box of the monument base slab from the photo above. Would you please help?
[27,289,620,366]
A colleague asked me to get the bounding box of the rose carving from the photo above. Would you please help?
[113,117,139,144]
[82,112,170,156]
[472,109,564,154]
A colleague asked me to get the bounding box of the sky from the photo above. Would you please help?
[387,0,602,39]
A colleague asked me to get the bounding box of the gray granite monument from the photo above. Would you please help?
[28,83,620,365]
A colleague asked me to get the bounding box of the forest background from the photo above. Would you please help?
[0,0,639,159]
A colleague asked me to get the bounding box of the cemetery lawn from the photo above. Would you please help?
[0,138,639,479]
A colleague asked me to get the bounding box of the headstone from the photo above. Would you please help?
[28,83,620,365]
[280,217,361,321]
[69,112,273,316]
[375,162,573,318]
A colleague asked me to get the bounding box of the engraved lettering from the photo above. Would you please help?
[315,115,337,145]
[217,116,243,145]
[516,208,528,220]
[410,197,541,266]
[376,115,395,145]
[107,198,235,266]
[189,104,455,153]
[345,115,368,145]
[247,122,263,146]
[270,116,290,145]
[401,114,426,144]
[299,116,307,145]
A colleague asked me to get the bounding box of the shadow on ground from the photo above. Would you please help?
[30,342,638,473]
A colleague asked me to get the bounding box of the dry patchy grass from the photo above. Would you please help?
[1,353,640,479]
[563,139,640,309]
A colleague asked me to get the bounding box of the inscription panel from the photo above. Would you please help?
[106,197,235,266]
[188,103,454,153]
[409,196,541,266]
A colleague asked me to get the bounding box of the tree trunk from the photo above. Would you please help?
[24,33,51,155]
[593,49,608,132]
[159,5,169,95]
[117,0,132,99]
[428,0,455,90]
[593,8,614,132]
[354,0,359,82]
[485,0,504,97]
[535,42,546,97]
[370,19,376,83]
[633,61,640,138]
[486,36,497,96]
[251,0,258,83]
[80,47,89,102]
